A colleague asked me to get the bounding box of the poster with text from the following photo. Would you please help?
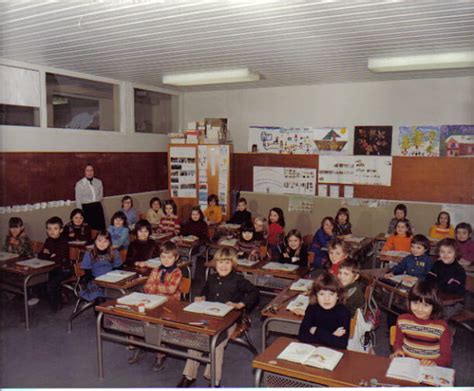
[169,146,197,198]
[354,126,392,156]
[253,166,317,195]
[398,126,440,157]
[440,125,474,157]
[319,156,392,186]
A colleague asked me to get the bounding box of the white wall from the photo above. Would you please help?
[182,76,474,153]
[0,58,182,152]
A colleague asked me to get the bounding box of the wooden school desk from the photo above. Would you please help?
[344,236,376,267]
[216,223,241,238]
[0,255,57,329]
[95,299,241,387]
[253,337,418,387]
[261,288,303,351]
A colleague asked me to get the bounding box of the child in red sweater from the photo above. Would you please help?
[267,207,285,258]
[392,281,452,367]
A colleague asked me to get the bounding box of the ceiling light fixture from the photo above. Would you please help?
[368,51,474,72]
[162,68,260,86]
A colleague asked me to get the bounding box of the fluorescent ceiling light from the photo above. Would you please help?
[368,51,474,72]
[162,68,260,86]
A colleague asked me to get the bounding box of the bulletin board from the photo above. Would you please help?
[168,144,232,220]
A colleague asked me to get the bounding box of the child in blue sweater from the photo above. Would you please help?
[107,211,130,249]
[309,216,335,270]
[298,272,351,349]
[385,234,433,281]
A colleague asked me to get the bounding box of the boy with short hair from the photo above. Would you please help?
[228,197,252,225]
[337,258,364,317]
[38,216,71,311]
[455,222,473,266]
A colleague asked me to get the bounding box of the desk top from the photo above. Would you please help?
[96,299,241,336]
[0,257,57,276]
[253,337,417,387]
[261,288,304,322]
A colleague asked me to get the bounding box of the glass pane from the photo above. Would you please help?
[46,73,119,131]
[0,104,39,127]
[134,88,179,134]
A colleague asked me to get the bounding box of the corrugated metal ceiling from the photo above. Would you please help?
[1,0,473,91]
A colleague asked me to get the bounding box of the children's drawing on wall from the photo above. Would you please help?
[248,126,318,154]
[440,125,474,157]
[353,126,392,156]
[253,166,317,195]
[398,126,440,157]
[313,127,349,155]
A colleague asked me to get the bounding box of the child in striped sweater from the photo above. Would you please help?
[158,199,180,236]
[236,222,260,260]
[392,281,452,367]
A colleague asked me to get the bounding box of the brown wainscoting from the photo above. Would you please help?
[231,153,474,204]
[0,152,168,205]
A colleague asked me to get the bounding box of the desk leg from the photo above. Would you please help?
[255,368,262,387]
[96,312,104,379]
[23,275,32,330]
[210,333,219,388]
[261,317,271,352]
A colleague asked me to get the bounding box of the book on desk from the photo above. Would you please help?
[286,294,309,312]
[277,341,343,371]
[143,257,161,268]
[290,278,313,292]
[386,357,454,387]
[263,262,299,272]
[117,292,168,309]
[16,258,55,269]
[184,301,233,317]
[95,270,137,283]
[0,251,18,262]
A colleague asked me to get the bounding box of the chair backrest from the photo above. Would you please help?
[31,240,44,255]
[69,246,82,263]
[180,277,192,302]
[349,315,356,339]
[138,212,146,220]
[74,262,85,278]
[389,325,396,346]
[91,229,99,240]
[119,248,128,263]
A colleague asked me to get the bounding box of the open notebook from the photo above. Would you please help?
[117,292,168,310]
[277,342,343,371]
[262,262,299,272]
[95,270,137,283]
[0,251,18,262]
[237,258,259,267]
[389,274,418,287]
[383,251,410,258]
[290,278,313,292]
[184,301,233,317]
[386,357,455,387]
[16,258,55,268]
[286,294,309,312]
[144,258,161,268]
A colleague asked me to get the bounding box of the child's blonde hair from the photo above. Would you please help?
[253,216,268,231]
[213,247,238,269]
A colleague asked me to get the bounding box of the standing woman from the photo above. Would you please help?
[75,164,106,231]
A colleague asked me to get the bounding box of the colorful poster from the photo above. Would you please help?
[354,126,392,156]
[169,147,197,198]
[248,126,349,155]
[440,125,474,157]
[253,166,317,195]
[319,156,392,186]
[398,126,440,157]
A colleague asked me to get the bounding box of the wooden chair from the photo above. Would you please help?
[450,310,474,333]
[62,248,85,295]
[119,248,128,263]
[91,229,99,240]
[67,263,95,332]
[230,313,259,356]
[138,212,146,220]
[303,234,314,269]
[389,325,396,346]
[180,276,192,302]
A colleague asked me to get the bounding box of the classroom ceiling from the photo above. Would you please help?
[1,0,474,91]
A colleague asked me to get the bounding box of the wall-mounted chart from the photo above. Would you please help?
[253,166,317,195]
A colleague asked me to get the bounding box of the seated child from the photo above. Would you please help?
[204,194,222,225]
[2,217,33,258]
[178,248,258,387]
[180,206,209,242]
[309,216,335,269]
[253,216,268,244]
[327,238,349,277]
[107,211,130,249]
[141,241,183,371]
[334,207,352,239]
[236,222,260,260]
[429,211,454,239]
[455,222,473,266]
[228,197,252,225]
[125,219,158,267]
[121,195,138,226]
[38,216,71,311]
[297,272,351,349]
[426,238,466,319]
[158,200,180,236]
[338,258,364,317]
[385,234,433,281]
[392,281,451,367]
[146,197,165,225]
[278,229,308,268]
[382,219,412,253]
[63,208,92,243]
[80,231,122,302]
[267,208,285,257]
[387,204,412,234]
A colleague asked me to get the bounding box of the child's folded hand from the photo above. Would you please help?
[332,327,346,337]
[384,272,394,278]
[309,326,317,334]
[420,359,435,366]
[226,301,245,309]
[135,261,146,268]
[194,296,205,302]
[291,308,305,317]
[390,350,405,359]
